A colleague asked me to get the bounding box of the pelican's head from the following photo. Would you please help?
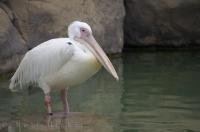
[68,21,92,39]
[67,21,119,80]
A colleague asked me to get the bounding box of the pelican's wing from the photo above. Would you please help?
[9,38,74,91]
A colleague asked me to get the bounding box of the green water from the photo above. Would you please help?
[0,51,200,132]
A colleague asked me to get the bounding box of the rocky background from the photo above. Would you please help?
[0,0,124,74]
[0,0,200,73]
[124,0,200,48]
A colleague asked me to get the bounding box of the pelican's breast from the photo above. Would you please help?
[45,44,101,88]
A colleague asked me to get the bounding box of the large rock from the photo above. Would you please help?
[9,0,125,53]
[0,7,27,74]
[124,0,200,47]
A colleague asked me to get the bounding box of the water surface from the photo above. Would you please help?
[0,51,200,132]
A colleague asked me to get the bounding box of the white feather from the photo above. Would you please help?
[9,38,74,91]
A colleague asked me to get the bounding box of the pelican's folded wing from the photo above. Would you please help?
[9,38,74,90]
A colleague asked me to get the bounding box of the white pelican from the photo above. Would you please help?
[9,21,118,115]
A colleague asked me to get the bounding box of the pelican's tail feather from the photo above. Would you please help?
[9,79,17,92]
[9,63,26,92]
[9,53,36,92]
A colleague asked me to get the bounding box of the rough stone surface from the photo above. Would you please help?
[9,0,125,53]
[0,0,124,74]
[0,7,27,74]
[124,0,200,47]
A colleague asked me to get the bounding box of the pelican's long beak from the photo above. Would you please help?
[75,35,119,80]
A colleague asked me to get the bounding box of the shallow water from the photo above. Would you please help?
[0,51,200,132]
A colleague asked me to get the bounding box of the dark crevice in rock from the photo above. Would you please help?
[0,2,13,20]
[12,19,27,45]
[0,1,27,45]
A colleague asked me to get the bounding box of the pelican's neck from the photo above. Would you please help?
[70,37,92,54]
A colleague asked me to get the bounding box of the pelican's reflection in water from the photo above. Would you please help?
[3,112,113,132]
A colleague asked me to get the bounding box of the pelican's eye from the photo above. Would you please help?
[80,28,87,33]
[80,28,89,37]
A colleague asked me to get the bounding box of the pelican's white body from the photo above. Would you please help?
[42,39,101,89]
[10,38,101,93]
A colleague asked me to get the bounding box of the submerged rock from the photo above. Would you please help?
[124,0,200,47]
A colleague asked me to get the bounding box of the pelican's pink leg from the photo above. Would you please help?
[60,88,69,115]
[38,79,53,115]
[44,93,53,115]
